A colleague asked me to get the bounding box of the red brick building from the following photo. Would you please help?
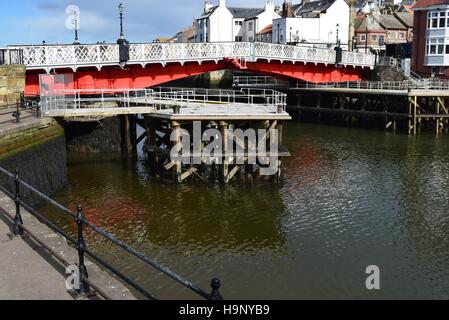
[412,0,449,77]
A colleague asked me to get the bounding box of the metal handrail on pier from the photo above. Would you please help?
[40,87,287,117]
[232,75,449,93]
[0,166,223,300]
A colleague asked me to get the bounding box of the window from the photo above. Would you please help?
[399,32,405,39]
[235,36,243,42]
[235,20,243,26]
[427,38,445,55]
[249,36,254,42]
[428,11,448,29]
[372,35,377,41]
[379,35,385,46]
[440,11,446,28]
[445,44,449,54]
[387,31,394,39]
[248,22,254,32]
[439,66,445,75]
[428,12,439,28]
[360,34,366,41]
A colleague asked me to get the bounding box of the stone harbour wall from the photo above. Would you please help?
[0,65,26,107]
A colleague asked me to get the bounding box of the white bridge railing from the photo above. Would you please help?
[40,87,287,117]
[8,42,376,71]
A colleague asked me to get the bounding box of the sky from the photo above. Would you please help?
[0,0,280,46]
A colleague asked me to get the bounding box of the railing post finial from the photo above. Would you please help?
[209,278,223,300]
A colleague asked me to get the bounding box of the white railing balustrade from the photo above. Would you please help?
[9,42,376,71]
[18,44,120,68]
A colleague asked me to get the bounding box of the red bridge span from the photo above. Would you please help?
[6,42,375,96]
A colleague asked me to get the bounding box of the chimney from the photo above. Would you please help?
[274,5,281,15]
[204,1,213,12]
[282,0,294,18]
[219,0,226,7]
[265,1,275,12]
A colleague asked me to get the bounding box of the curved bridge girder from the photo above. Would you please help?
[24,60,365,97]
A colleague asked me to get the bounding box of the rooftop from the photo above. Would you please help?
[229,7,265,19]
[374,14,408,30]
[197,6,265,20]
[257,24,273,35]
[394,12,414,28]
[296,0,336,18]
[412,0,449,9]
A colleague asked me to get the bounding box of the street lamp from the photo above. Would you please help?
[118,3,126,44]
[352,35,357,51]
[74,17,80,44]
[336,23,339,47]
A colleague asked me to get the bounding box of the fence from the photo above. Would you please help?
[0,49,24,65]
[295,79,449,91]
[0,166,223,300]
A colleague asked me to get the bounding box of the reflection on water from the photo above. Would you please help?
[41,123,449,299]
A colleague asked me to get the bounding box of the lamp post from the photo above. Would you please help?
[74,17,80,44]
[117,3,126,44]
[336,23,339,47]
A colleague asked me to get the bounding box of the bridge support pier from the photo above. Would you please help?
[290,89,449,135]
[142,116,288,184]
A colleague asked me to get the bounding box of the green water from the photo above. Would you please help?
[41,122,449,299]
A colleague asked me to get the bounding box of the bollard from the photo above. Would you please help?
[277,105,283,114]
[12,101,21,123]
[13,169,23,236]
[209,278,223,300]
[75,205,90,295]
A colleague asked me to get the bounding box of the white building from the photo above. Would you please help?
[273,0,350,48]
[242,2,281,42]
[195,0,280,42]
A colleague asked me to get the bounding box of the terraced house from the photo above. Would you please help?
[412,0,449,77]
[195,0,280,42]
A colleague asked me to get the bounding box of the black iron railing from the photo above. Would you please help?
[0,166,223,300]
[0,49,24,65]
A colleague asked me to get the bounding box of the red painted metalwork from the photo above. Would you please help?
[24,60,366,97]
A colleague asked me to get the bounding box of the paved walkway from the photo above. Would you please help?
[0,105,52,138]
[0,191,137,300]
[0,206,73,300]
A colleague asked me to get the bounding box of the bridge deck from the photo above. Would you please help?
[40,87,290,121]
